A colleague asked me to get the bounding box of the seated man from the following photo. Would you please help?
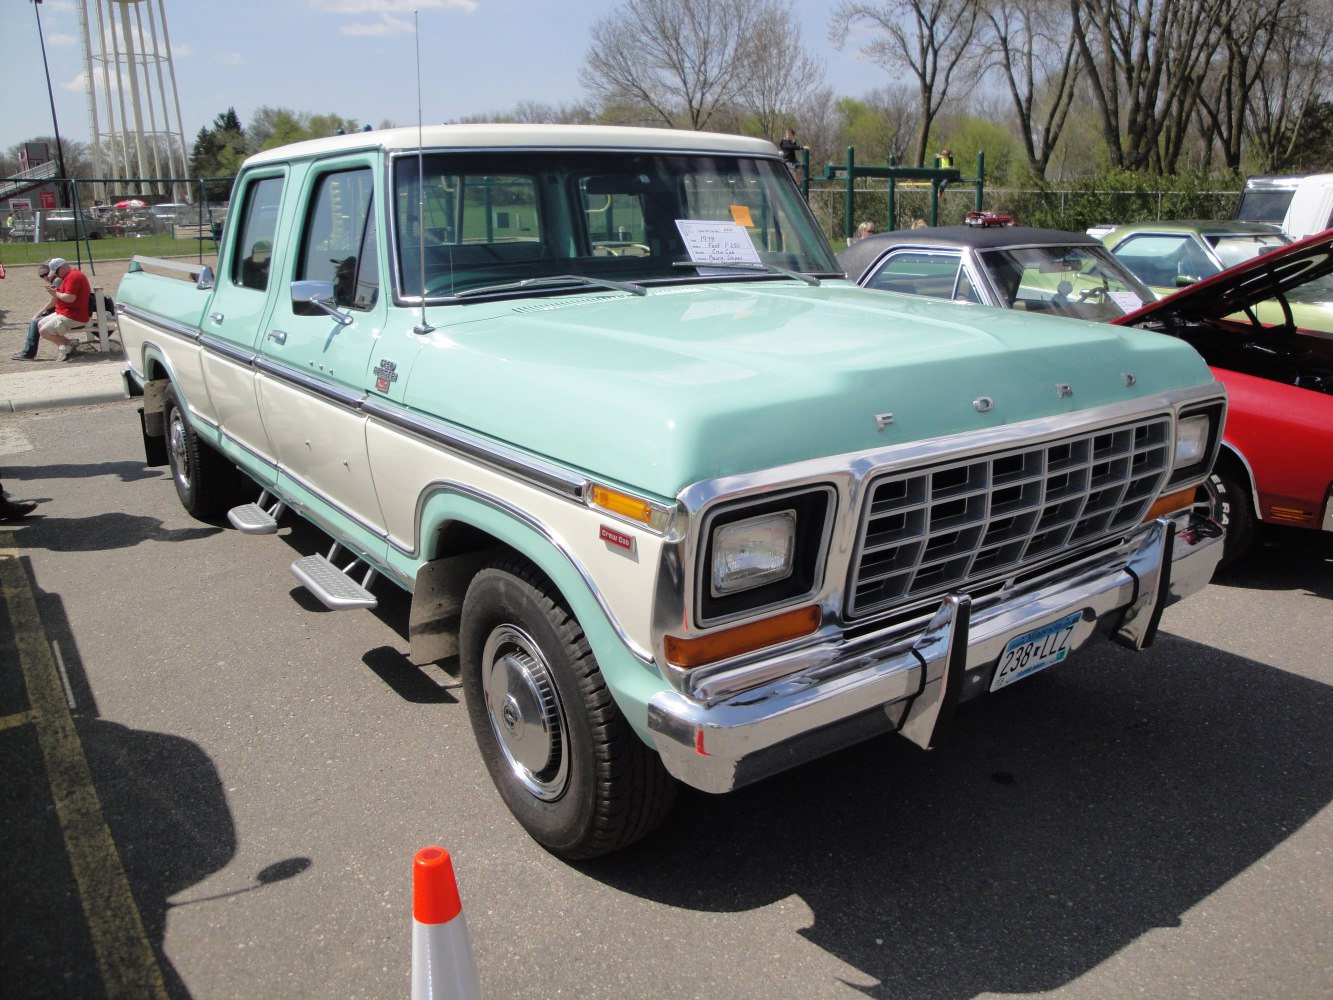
[10,262,56,361]
[38,258,91,362]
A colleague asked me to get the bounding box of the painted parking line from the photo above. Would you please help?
[0,536,168,1000]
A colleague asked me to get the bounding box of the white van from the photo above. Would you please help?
[1235,173,1333,240]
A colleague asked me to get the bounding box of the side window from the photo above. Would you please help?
[1114,235,1193,288]
[232,176,284,292]
[865,251,962,299]
[297,167,378,310]
[953,268,982,303]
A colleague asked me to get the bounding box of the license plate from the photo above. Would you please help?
[990,611,1084,692]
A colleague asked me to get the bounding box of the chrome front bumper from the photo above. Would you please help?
[647,513,1222,794]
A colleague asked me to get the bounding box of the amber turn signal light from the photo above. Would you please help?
[1142,486,1196,522]
[664,605,822,669]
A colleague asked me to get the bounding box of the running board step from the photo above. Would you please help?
[290,553,378,610]
[228,491,286,534]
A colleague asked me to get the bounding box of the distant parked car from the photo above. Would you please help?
[151,202,194,224]
[44,209,104,241]
[838,225,1156,322]
[1101,220,1333,334]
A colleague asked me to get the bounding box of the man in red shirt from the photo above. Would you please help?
[38,257,92,362]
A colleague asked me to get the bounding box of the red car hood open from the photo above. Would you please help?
[1113,227,1333,327]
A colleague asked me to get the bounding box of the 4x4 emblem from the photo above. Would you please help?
[373,359,399,393]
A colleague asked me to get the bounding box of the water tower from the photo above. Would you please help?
[77,0,190,201]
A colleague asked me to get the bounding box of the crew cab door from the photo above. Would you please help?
[200,169,287,478]
[256,160,389,537]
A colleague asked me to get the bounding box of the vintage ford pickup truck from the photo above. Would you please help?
[117,125,1226,857]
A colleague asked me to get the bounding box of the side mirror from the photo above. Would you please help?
[290,279,353,326]
[1175,274,1200,288]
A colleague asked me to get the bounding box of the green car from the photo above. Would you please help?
[1100,220,1333,333]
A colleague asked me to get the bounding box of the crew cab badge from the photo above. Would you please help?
[1056,383,1074,398]
[599,524,635,554]
[874,412,894,431]
[974,396,994,413]
[373,359,399,393]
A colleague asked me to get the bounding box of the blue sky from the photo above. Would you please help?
[2,0,890,156]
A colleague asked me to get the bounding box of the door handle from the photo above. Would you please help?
[209,312,224,324]
[267,330,287,345]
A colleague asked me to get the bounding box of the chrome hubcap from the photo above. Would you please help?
[168,411,191,490]
[481,624,569,800]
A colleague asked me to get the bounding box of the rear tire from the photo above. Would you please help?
[460,559,677,858]
[164,386,241,519]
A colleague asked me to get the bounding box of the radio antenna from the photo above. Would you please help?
[413,9,434,334]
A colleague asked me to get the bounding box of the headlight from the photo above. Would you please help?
[711,511,796,595]
[1166,401,1225,488]
[1174,414,1210,468]
[697,487,835,625]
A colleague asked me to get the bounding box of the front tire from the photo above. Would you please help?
[164,386,240,518]
[1196,469,1256,568]
[460,559,677,858]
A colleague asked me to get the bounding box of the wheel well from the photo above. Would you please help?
[1213,444,1254,493]
[408,522,551,668]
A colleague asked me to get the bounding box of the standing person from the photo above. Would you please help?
[855,220,877,242]
[1,476,37,520]
[37,258,91,362]
[10,263,57,361]
[779,128,807,180]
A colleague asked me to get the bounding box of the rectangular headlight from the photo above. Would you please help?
[1174,414,1210,469]
[711,511,796,595]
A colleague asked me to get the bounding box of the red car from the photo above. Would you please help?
[1114,228,1333,565]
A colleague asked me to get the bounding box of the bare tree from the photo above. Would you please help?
[1245,0,1333,171]
[580,0,771,131]
[829,0,982,166]
[741,2,826,140]
[978,0,1080,179]
[1068,0,1230,173]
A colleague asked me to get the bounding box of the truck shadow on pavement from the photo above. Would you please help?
[1212,525,1332,598]
[2,567,235,999]
[585,634,1333,999]
[7,511,219,553]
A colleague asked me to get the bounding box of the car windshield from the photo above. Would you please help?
[392,150,838,300]
[976,245,1154,320]
[1206,232,1289,270]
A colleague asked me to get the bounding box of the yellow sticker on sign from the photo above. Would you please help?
[730,204,754,227]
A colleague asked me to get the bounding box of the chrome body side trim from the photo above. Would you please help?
[648,511,1222,794]
[361,398,589,503]
[121,304,204,345]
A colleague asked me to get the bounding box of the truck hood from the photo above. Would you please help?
[401,281,1213,498]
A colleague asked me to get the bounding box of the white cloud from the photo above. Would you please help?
[48,33,79,47]
[216,52,245,66]
[172,42,194,59]
[62,71,88,93]
[341,13,416,36]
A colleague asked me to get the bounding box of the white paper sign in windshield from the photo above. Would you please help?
[676,220,761,274]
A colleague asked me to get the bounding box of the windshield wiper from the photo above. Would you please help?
[672,260,820,286]
[452,274,646,299]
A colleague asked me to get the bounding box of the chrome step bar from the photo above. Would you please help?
[290,542,379,610]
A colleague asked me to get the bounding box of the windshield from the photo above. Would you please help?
[392,150,838,300]
[976,245,1154,320]
[1206,232,1289,270]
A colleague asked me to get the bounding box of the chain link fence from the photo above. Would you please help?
[806,182,1244,243]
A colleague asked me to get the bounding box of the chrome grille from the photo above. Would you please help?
[848,417,1172,618]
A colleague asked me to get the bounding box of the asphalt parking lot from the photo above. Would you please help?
[2,399,1332,999]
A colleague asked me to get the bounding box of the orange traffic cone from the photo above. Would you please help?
[411,847,482,1000]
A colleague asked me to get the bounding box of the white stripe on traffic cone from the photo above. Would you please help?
[411,846,482,1000]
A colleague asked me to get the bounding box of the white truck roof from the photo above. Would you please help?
[241,123,779,169]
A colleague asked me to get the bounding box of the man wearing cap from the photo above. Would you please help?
[10,263,58,361]
[37,257,91,362]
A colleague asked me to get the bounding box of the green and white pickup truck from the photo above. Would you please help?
[117,125,1226,858]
